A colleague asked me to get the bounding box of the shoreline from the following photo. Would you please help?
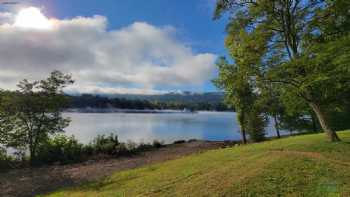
[0,133,309,196]
[0,140,228,197]
[64,108,233,114]
[65,108,196,114]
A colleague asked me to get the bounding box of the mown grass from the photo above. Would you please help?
[46,131,350,197]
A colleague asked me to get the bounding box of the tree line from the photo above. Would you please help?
[69,94,230,111]
[213,0,350,142]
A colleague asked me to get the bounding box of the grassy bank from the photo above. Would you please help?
[47,131,350,196]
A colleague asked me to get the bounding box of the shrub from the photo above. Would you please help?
[137,142,154,152]
[90,133,120,155]
[0,147,11,170]
[0,148,24,170]
[36,134,84,165]
[4,131,171,167]
[152,140,164,148]
[82,144,94,156]
[173,140,186,144]
[87,134,162,157]
[115,143,129,155]
[0,147,5,158]
[125,140,137,151]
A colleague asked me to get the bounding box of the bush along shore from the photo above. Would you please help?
[0,138,226,197]
[0,129,310,171]
[0,133,235,171]
[0,133,169,170]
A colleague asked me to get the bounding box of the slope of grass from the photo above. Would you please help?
[47,131,350,197]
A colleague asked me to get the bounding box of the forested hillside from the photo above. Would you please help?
[68,92,230,111]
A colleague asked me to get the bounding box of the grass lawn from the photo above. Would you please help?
[46,131,350,197]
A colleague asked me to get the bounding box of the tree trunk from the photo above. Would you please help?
[28,132,35,165]
[29,145,35,165]
[29,132,38,165]
[241,127,247,144]
[309,102,340,142]
[237,110,247,144]
[273,114,281,138]
[310,112,318,132]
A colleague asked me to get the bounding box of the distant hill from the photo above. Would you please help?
[68,92,231,111]
[102,92,225,104]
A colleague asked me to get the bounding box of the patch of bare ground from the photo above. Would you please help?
[0,141,225,197]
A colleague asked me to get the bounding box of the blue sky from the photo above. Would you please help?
[0,0,229,94]
[40,0,227,53]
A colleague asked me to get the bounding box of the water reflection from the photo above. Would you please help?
[64,112,287,144]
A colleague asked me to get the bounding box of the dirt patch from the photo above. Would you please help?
[0,141,225,197]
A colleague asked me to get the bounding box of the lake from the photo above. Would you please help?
[64,112,288,144]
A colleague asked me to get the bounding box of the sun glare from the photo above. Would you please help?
[14,7,52,30]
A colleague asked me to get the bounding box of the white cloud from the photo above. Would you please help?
[0,12,13,24]
[0,11,217,94]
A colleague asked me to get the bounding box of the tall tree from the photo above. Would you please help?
[214,57,253,143]
[214,0,350,141]
[214,7,271,143]
[0,71,74,163]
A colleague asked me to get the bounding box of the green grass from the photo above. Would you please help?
[47,131,350,197]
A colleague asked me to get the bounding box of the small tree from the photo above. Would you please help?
[0,71,74,164]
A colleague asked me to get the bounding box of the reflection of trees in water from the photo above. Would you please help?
[63,112,286,144]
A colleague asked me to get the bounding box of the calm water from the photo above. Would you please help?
[64,112,288,144]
